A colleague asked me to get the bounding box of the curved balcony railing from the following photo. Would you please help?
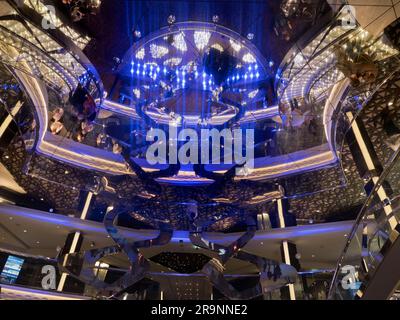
[325,27,400,299]
[267,4,400,203]
[328,142,400,299]
[0,1,104,129]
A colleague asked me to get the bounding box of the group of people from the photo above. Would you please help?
[49,103,124,155]
[95,132,123,154]
[336,51,379,88]
[48,84,98,144]
[49,105,96,143]
[278,98,318,135]
[280,0,316,20]
[273,12,293,42]
[69,84,97,142]
[50,107,66,135]
[274,0,321,42]
[61,0,101,22]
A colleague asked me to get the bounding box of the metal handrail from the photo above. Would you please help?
[328,143,400,299]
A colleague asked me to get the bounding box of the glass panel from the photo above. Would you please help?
[329,145,400,299]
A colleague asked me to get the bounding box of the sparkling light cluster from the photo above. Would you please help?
[150,44,169,59]
[226,64,260,83]
[229,39,242,52]
[194,31,211,51]
[242,53,256,63]
[172,33,187,52]
[163,57,182,66]
[130,61,161,79]
[135,48,145,60]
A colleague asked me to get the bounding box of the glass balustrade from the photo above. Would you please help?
[328,144,400,299]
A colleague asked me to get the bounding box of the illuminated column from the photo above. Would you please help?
[345,111,400,281]
[57,191,93,292]
[346,112,398,230]
[57,231,84,292]
[79,191,94,220]
[276,188,301,300]
[257,211,272,230]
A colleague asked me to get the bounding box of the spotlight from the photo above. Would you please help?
[247,33,254,41]
[133,29,142,38]
[167,15,176,25]
[212,15,219,24]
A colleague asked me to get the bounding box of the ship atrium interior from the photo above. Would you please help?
[1,0,400,301]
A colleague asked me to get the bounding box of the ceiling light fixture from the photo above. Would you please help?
[194,31,211,51]
[229,39,242,52]
[172,33,187,52]
[150,44,169,59]
[242,52,256,63]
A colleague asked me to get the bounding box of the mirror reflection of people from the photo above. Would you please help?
[76,120,94,142]
[112,140,123,154]
[62,0,101,22]
[336,51,378,88]
[50,121,64,135]
[52,107,64,122]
